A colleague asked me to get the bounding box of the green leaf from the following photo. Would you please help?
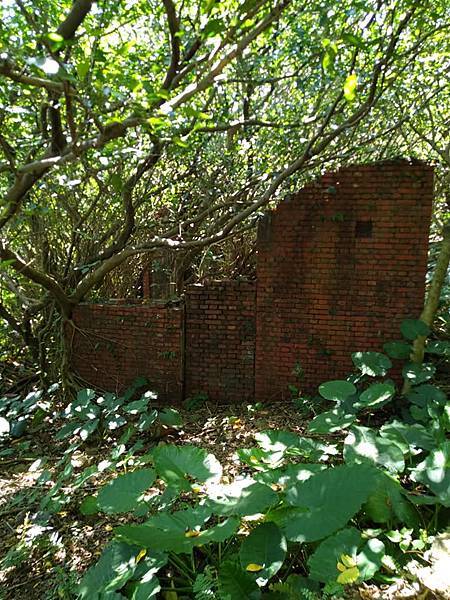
[272,464,378,542]
[239,523,287,586]
[123,397,149,415]
[383,341,412,360]
[400,319,430,340]
[354,382,395,411]
[356,538,385,581]
[218,561,261,600]
[255,430,302,452]
[117,509,239,553]
[308,527,361,583]
[97,469,156,514]
[410,442,450,507]
[364,470,418,526]
[343,73,358,102]
[202,18,226,38]
[137,410,158,431]
[402,363,435,385]
[79,418,99,440]
[237,447,284,470]
[352,352,392,377]
[78,542,140,598]
[425,340,450,356]
[131,577,160,599]
[152,444,222,490]
[318,380,356,402]
[56,421,81,440]
[110,174,123,193]
[254,430,336,461]
[207,480,278,516]
[379,420,435,452]
[407,384,446,407]
[158,407,183,427]
[308,409,355,434]
[76,58,90,79]
[79,495,99,516]
[341,32,366,49]
[255,463,326,489]
[344,426,405,473]
[322,42,337,73]
[78,388,96,404]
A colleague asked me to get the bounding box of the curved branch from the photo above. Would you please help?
[161,0,181,89]
[0,242,73,316]
[57,0,93,40]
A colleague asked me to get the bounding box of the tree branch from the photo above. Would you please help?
[161,0,181,89]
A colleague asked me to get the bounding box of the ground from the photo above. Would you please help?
[0,396,448,600]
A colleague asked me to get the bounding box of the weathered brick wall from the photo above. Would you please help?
[255,161,434,400]
[70,161,433,403]
[71,302,183,402]
[185,282,256,403]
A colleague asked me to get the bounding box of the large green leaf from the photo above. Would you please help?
[254,430,337,462]
[158,407,183,427]
[400,319,430,341]
[308,527,361,583]
[425,340,450,356]
[255,430,302,453]
[318,380,356,402]
[383,341,411,360]
[239,523,287,586]
[255,463,326,489]
[218,561,261,600]
[379,420,435,452]
[271,464,378,542]
[152,445,222,490]
[364,470,418,526]
[78,542,140,598]
[97,469,156,514]
[123,397,150,415]
[352,352,392,377]
[410,442,450,507]
[237,447,285,470]
[353,382,395,411]
[131,577,160,599]
[206,480,278,516]
[356,538,385,581]
[308,409,355,434]
[407,384,446,408]
[116,506,239,553]
[344,426,405,473]
[79,495,99,516]
[308,528,384,584]
[402,363,435,385]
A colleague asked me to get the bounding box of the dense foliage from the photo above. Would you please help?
[0,320,449,598]
[0,0,449,381]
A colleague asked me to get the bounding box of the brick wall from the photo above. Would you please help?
[185,281,256,403]
[71,302,183,402]
[255,160,433,400]
[71,161,433,403]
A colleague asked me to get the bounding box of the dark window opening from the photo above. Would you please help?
[355,220,373,238]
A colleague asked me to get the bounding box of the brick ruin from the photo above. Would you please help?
[71,160,434,403]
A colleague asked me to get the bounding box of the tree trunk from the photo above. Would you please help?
[402,223,450,393]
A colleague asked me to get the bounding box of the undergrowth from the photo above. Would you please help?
[0,318,449,599]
